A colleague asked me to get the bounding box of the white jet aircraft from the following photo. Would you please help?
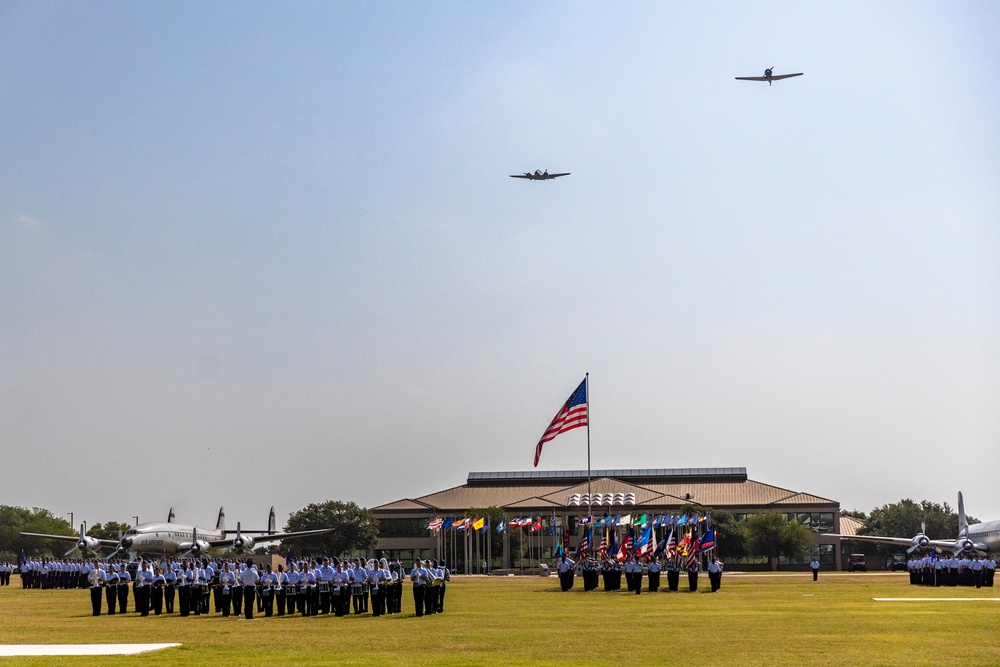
[22,507,330,560]
[823,492,998,555]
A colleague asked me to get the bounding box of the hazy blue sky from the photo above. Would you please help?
[2,2,998,532]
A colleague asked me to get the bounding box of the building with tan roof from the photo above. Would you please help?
[372,467,844,571]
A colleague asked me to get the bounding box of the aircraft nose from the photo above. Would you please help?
[120,537,132,549]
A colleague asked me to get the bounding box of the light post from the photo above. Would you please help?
[67,512,74,530]
[133,515,139,528]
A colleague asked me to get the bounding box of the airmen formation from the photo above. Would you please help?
[907,554,996,588]
[18,556,450,618]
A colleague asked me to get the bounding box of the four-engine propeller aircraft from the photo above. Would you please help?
[735,67,803,86]
[823,492,998,555]
[509,169,570,181]
[22,506,330,560]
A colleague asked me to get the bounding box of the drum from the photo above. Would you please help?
[351,584,362,596]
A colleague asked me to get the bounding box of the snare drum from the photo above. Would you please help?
[318,582,329,593]
[351,584,362,596]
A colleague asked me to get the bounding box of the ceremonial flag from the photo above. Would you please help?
[616,530,634,562]
[636,514,647,527]
[578,515,593,526]
[620,514,632,526]
[700,526,716,552]
[428,518,444,531]
[607,529,618,560]
[483,517,491,533]
[653,531,668,558]
[456,518,471,531]
[686,535,702,568]
[666,528,677,557]
[677,514,688,527]
[577,529,591,558]
[598,533,608,558]
[442,518,453,530]
[531,517,543,532]
[472,517,485,531]
[678,531,691,556]
[496,520,506,533]
[533,377,588,467]
[635,524,654,558]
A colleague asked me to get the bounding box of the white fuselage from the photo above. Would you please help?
[120,522,223,558]
[965,519,1000,552]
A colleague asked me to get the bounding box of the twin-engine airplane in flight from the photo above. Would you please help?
[735,67,803,86]
[824,492,999,555]
[22,507,329,560]
[509,169,570,181]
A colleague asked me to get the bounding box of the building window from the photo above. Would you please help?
[379,518,429,538]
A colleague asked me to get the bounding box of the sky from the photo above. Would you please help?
[2,1,998,533]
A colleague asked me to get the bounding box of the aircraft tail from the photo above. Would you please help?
[216,507,226,532]
[268,506,276,535]
[958,492,969,537]
[167,507,175,523]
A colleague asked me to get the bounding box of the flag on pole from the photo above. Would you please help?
[699,526,716,552]
[533,377,588,467]
[665,528,677,558]
[472,517,485,531]
[496,520,506,533]
[531,517,543,532]
[598,533,608,558]
[442,518,453,530]
[635,524,654,558]
[686,535,702,568]
[576,529,591,558]
[428,518,444,531]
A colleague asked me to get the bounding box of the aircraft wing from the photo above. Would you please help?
[208,528,331,547]
[735,76,770,81]
[19,532,119,548]
[770,73,803,80]
[548,173,570,178]
[509,174,533,179]
[822,533,916,547]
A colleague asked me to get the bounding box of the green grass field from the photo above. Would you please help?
[1,573,999,666]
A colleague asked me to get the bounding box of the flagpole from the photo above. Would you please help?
[585,372,591,520]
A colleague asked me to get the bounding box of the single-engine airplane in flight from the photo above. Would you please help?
[22,506,330,560]
[509,169,570,181]
[823,492,999,555]
[735,67,803,86]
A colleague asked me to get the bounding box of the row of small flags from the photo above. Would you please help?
[427,513,709,533]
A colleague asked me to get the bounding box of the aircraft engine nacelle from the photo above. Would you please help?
[78,536,101,553]
[178,539,211,555]
[953,538,974,554]
[231,534,255,553]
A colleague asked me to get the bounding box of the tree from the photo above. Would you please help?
[743,511,812,571]
[676,503,745,560]
[0,505,73,559]
[283,501,379,557]
[840,509,867,521]
[858,498,976,558]
[87,521,131,541]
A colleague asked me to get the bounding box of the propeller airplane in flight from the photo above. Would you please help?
[735,67,803,86]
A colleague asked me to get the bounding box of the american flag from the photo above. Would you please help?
[577,530,590,558]
[666,529,677,558]
[616,533,634,562]
[598,534,608,558]
[428,518,443,531]
[686,535,702,569]
[533,377,588,467]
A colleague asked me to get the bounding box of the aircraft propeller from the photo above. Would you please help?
[906,522,930,554]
